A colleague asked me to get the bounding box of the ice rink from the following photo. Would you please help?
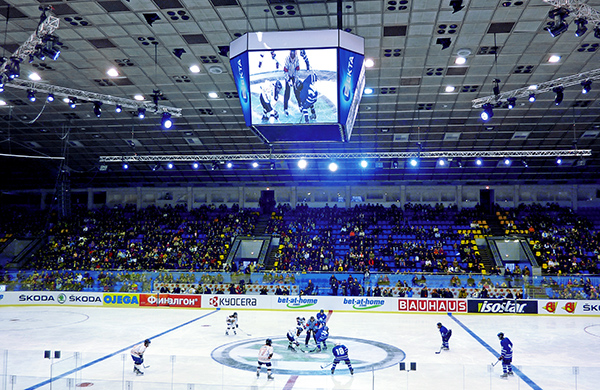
[0,305,599,390]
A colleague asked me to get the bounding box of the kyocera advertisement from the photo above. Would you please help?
[229,52,252,126]
[337,48,364,129]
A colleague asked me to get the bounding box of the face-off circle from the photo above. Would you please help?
[211,336,405,375]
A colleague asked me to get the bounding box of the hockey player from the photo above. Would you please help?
[331,342,353,375]
[497,332,514,378]
[257,338,274,380]
[437,322,452,350]
[314,323,329,352]
[282,49,310,116]
[294,72,319,123]
[130,339,150,376]
[287,323,304,352]
[316,309,327,325]
[259,80,283,122]
[304,316,319,347]
[226,312,238,335]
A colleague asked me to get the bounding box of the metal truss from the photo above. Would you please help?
[99,149,591,163]
[543,0,600,25]
[7,79,183,116]
[0,15,60,75]
[471,68,600,108]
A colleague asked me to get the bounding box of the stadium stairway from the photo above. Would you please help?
[486,214,506,236]
[253,214,271,235]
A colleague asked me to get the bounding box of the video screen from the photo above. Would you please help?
[248,48,338,125]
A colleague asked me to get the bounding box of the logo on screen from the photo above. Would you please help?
[342,56,354,101]
[237,58,248,103]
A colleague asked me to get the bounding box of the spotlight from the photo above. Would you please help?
[252,162,259,168]
[546,7,570,37]
[328,162,338,172]
[137,107,146,119]
[437,158,447,167]
[581,80,592,94]
[507,97,516,109]
[122,163,129,170]
[93,102,102,117]
[27,90,36,102]
[167,162,174,169]
[450,0,464,14]
[47,93,54,102]
[392,160,399,169]
[270,162,275,170]
[68,97,77,108]
[161,112,173,129]
[456,158,463,168]
[7,57,21,79]
[475,157,483,166]
[409,158,419,167]
[41,35,61,61]
[528,93,536,103]
[575,18,588,37]
[298,159,307,169]
[173,48,186,59]
[521,160,528,168]
[547,21,569,37]
[360,160,368,168]
[553,86,564,105]
[212,162,219,170]
[226,162,233,169]
[503,158,511,166]
[192,162,200,169]
[143,13,161,26]
[115,104,122,113]
[493,79,501,96]
[556,157,563,165]
[436,38,452,50]
[480,103,494,121]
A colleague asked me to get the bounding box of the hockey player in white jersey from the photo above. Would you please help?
[130,339,150,376]
[257,338,274,380]
[259,80,283,122]
[226,312,238,335]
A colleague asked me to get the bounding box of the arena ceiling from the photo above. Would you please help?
[0,0,599,191]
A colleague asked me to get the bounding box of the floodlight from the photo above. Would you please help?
[528,93,536,103]
[47,93,54,102]
[575,18,588,37]
[137,108,146,119]
[507,97,516,109]
[298,159,307,169]
[328,162,338,172]
[480,103,494,121]
[581,80,592,94]
[161,112,173,129]
[93,102,102,117]
[27,90,36,102]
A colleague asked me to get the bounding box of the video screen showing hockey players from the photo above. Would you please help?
[248,48,338,125]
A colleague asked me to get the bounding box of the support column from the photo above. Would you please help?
[514,185,520,207]
[572,184,578,211]
[456,185,462,211]
[400,185,406,210]
[87,188,93,210]
[345,186,351,208]
[187,187,192,211]
[136,187,142,210]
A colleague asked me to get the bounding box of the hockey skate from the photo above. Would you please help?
[500,373,508,379]
[256,371,260,378]
[331,368,335,375]
[284,109,289,117]
[350,368,354,375]
[134,367,143,376]
[508,371,514,376]
[267,374,274,380]
[225,331,229,335]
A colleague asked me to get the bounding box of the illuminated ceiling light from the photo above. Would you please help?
[475,157,483,166]
[192,162,200,169]
[328,162,338,172]
[27,90,36,102]
[46,93,54,102]
[455,56,467,65]
[575,18,588,37]
[528,93,536,103]
[548,55,561,63]
[269,162,275,170]
[137,107,146,119]
[553,86,564,105]
[151,163,160,171]
[134,94,145,101]
[503,158,512,166]
[115,104,122,113]
[449,0,464,14]
[364,88,374,95]
[392,160,399,169]
[298,159,307,169]
[226,162,233,169]
[0,100,6,106]
[507,97,516,109]
[251,162,259,168]
[456,158,463,168]
[167,162,174,169]
[161,112,173,129]
[445,85,455,93]
[364,58,375,68]
[93,102,102,117]
[360,160,368,168]
[556,157,563,165]
[122,163,129,170]
[29,72,41,81]
[546,7,570,37]
[437,158,447,167]
[409,158,419,167]
[480,103,494,121]
[581,80,592,94]
[106,68,119,77]
[68,97,77,108]
[521,160,528,168]
[189,65,201,73]
[528,85,538,90]
[208,92,219,98]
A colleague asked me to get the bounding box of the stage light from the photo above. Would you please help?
[528,93,536,103]
[328,162,338,172]
[68,97,77,108]
[547,21,569,37]
[226,162,233,169]
[581,80,592,94]
[27,90,36,102]
[546,7,570,37]
[480,103,494,121]
[449,0,464,14]
[137,108,146,119]
[521,160,528,168]
[553,86,564,105]
[212,162,219,170]
[93,102,102,117]
[298,159,307,169]
[151,163,160,171]
[252,162,259,168]
[503,158,511,166]
[507,97,516,109]
[556,157,563,165]
[122,163,129,170]
[575,18,588,37]
[437,158,447,167]
[360,160,368,168]
[475,158,483,166]
[161,112,173,129]
[7,58,20,79]
[270,162,275,170]
[456,158,463,168]
[167,162,174,169]
[192,162,200,169]
[115,105,122,113]
[409,158,419,167]
[47,93,54,102]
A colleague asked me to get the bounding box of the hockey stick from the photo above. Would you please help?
[237,327,251,336]
[491,360,499,367]
[435,345,443,354]
[143,364,150,369]
[320,362,333,369]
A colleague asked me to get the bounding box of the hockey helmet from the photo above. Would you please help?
[437,322,442,327]
[274,80,283,101]
[266,338,272,346]
[144,339,151,346]
[497,332,504,339]
[320,309,325,314]
[233,312,238,317]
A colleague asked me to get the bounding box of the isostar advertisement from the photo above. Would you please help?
[538,300,600,315]
[229,52,252,126]
[398,299,468,313]
[468,299,538,314]
[139,293,201,308]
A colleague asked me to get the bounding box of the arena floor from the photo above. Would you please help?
[0,305,598,390]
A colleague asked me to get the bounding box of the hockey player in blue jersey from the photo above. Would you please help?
[331,342,353,375]
[316,309,327,325]
[497,332,514,378]
[313,323,329,352]
[437,322,452,350]
[294,72,318,123]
